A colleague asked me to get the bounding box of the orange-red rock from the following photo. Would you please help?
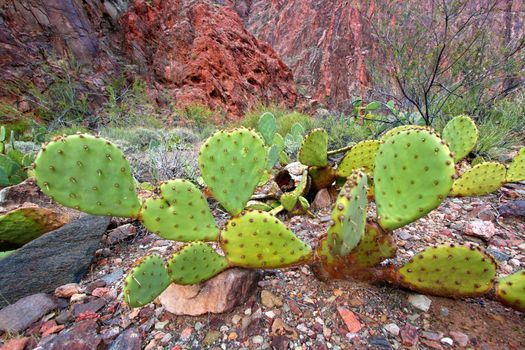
[121,0,296,118]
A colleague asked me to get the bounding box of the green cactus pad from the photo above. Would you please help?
[496,270,525,312]
[267,145,279,169]
[0,154,26,186]
[123,255,171,308]
[280,170,308,211]
[198,128,267,216]
[337,140,382,177]
[220,210,312,268]
[273,133,289,164]
[140,179,218,241]
[347,222,396,268]
[450,162,506,197]
[507,147,525,183]
[397,244,497,297]
[0,207,67,245]
[246,200,273,211]
[327,171,368,258]
[316,235,336,267]
[166,242,229,285]
[258,112,277,145]
[298,129,328,167]
[442,115,478,163]
[374,129,455,230]
[33,134,140,217]
[0,250,15,259]
[381,125,430,140]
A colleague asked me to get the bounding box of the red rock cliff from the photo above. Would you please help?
[226,0,524,112]
[1,0,297,119]
[121,0,296,118]
[224,0,375,111]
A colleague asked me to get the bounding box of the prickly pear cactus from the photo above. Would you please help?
[346,222,396,268]
[220,211,312,268]
[123,255,171,308]
[198,128,267,216]
[140,179,218,241]
[381,125,430,140]
[166,242,229,285]
[246,200,273,211]
[337,140,382,177]
[396,244,497,297]
[507,147,525,183]
[327,171,368,257]
[280,170,308,211]
[442,115,478,163]
[267,144,280,169]
[0,154,26,187]
[34,134,141,217]
[496,270,525,312]
[298,129,328,167]
[450,162,506,197]
[258,112,277,145]
[0,207,68,246]
[0,250,14,259]
[374,129,455,230]
[272,133,289,164]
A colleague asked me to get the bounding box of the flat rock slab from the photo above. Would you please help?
[0,293,58,333]
[109,328,142,350]
[0,215,110,308]
[160,268,260,316]
[35,320,101,350]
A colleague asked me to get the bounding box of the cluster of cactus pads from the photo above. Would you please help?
[31,115,525,312]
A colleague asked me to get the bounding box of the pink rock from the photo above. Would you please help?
[464,220,496,241]
[311,189,332,210]
[449,331,469,347]
[400,324,418,346]
[0,338,29,350]
[54,283,81,298]
[91,287,111,298]
[337,307,362,333]
[160,268,259,316]
[180,327,193,341]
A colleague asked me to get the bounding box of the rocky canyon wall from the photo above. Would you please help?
[0,0,296,119]
[225,0,524,112]
[121,0,296,118]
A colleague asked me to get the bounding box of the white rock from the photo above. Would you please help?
[252,335,264,344]
[70,293,88,303]
[408,294,432,312]
[384,323,400,336]
[265,311,275,319]
[441,337,454,346]
[509,258,521,267]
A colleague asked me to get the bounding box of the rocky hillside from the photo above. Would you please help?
[121,0,296,117]
[0,0,296,118]
[225,0,524,112]
[225,0,374,111]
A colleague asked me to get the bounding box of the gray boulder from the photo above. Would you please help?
[0,215,110,307]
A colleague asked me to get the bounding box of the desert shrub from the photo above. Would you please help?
[48,126,91,138]
[99,127,162,150]
[314,113,388,149]
[102,77,163,129]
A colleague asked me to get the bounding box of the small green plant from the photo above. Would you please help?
[0,126,35,187]
[31,116,525,313]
